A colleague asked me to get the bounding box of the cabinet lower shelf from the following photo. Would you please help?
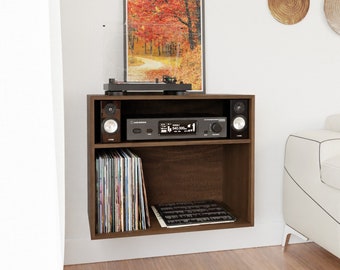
[90,213,253,240]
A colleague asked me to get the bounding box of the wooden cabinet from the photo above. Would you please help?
[87,94,254,240]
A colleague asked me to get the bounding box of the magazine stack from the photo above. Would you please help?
[95,149,150,234]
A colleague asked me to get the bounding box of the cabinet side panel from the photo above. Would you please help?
[87,97,97,238]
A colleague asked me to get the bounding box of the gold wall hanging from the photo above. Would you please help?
[268,0,310,25]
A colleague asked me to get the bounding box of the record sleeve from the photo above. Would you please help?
[151,200,236,228]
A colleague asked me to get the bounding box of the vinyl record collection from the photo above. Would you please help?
[95,149,150,234]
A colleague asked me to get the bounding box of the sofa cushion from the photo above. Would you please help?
[321,155,340,190]
[325,114,340,132]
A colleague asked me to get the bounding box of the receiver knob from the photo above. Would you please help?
[211,122,222,133]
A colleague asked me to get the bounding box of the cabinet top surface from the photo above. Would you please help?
[87,93,255,101]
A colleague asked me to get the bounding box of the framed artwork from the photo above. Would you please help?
[124,0,205,92]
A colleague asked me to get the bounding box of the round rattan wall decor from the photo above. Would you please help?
[268,0,310,25]
[324,0,340,34]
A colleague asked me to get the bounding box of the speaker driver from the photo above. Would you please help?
[104,103,116,115]
[103,119,119,134]
[233,101,245,114]
[232,116,246,131]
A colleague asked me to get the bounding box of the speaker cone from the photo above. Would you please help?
[103,119,118,134]
[232,116,246,131]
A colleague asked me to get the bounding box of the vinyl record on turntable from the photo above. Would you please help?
[268,0,310,25]
[324,0,340,35]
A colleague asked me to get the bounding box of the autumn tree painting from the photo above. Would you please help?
[126,0,204,91]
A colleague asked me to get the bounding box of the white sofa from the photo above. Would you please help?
[283,114,340,258]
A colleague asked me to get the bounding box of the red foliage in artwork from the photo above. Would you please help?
[127,0,203,90]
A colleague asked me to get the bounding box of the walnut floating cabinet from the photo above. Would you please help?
[87,94,255,240]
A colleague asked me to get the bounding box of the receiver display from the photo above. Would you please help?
[159,120,197,135]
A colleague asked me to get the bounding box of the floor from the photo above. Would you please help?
[64,242,340,270]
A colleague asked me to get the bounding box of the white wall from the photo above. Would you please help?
[0,0,65,269]
[62,0,340,265]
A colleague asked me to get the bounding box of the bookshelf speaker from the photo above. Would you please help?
[100,100,121,143]
[230,99,248,139]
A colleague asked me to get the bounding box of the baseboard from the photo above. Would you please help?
[64,221,290,265]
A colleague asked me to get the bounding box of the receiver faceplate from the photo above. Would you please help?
[126,117,227,141]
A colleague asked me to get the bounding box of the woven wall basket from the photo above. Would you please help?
[268,0,310,25]
[324,0,340,34]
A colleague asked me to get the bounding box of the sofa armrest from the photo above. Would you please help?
[285,130,340,189]
[284,132,322,185]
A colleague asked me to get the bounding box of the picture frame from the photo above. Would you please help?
[124,0,205,93]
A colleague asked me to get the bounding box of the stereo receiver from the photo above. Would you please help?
[126,117,227,141]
